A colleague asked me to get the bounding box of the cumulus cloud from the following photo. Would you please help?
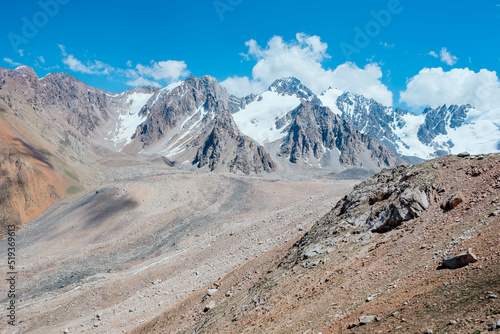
[429,47,458,66]
[136,60,190,82]
[3,58,22,67]
[330,63,393,106]
[126,77,161,88]
[221,33,393,106]
[400,67,500,111]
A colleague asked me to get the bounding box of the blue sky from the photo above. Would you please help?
[2,0,500,111]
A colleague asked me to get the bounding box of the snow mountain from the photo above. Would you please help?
[4,67,495,175]
[318,88,500,159]
[231,78,398,171]
[231,76,499,161]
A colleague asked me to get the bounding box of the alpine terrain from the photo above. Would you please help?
[0,65,498,334]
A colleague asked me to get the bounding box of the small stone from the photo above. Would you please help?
[487,323,497,331]
[448,320,457,325]
[63,329,69,334]
[424,330,433,334]
[488,294,497,299]
[359,315,376,325]
[207,288,218,296]
[347,323,357,329]
[204,300,216,312]
[457,152,470,157]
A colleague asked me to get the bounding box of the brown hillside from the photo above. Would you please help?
[132,153,500,334]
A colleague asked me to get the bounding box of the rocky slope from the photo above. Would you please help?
[277,102,397,171]
[132,153,500,334]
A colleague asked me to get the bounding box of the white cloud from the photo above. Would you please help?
[330,63,393,106]
[400,67,500,111]
[18,49,24,57]
[126,60,133,67]
[3,58,22,67]
[38,56,45,63]
[429,47,458,66]
[136,60,190,82]
[126,77,161,88]
[59,44,114,75]
[439,47,458,66]
[220,76,266,97]
[62,54,114,75]
[58,44,67,56]
[221,33,393,105]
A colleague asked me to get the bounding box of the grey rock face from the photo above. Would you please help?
[335,92,409,153]
[418,104,471,146]
[135,75,276,174]
[0,67,113,137]
[277,102,397,171]
[268,77,321,104]
[228,94,258,114]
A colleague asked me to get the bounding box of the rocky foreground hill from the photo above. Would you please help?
[132,153,500,334]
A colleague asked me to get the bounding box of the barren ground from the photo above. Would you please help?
[0,158,358,334]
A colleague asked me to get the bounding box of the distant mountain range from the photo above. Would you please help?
[1,66,498,176]
[232,77,500,161]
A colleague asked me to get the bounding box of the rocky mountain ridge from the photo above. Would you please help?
[232,76,499,160]
[0,66,401,174]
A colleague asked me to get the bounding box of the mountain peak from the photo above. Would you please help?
[268,77,320,103]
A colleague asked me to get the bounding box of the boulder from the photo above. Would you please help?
[457,152,470,157]
[441,193,463,210]
[442,248,478,269]
[359,315,376,325]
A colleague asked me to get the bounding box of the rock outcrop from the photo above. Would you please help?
[277,102,398,171]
